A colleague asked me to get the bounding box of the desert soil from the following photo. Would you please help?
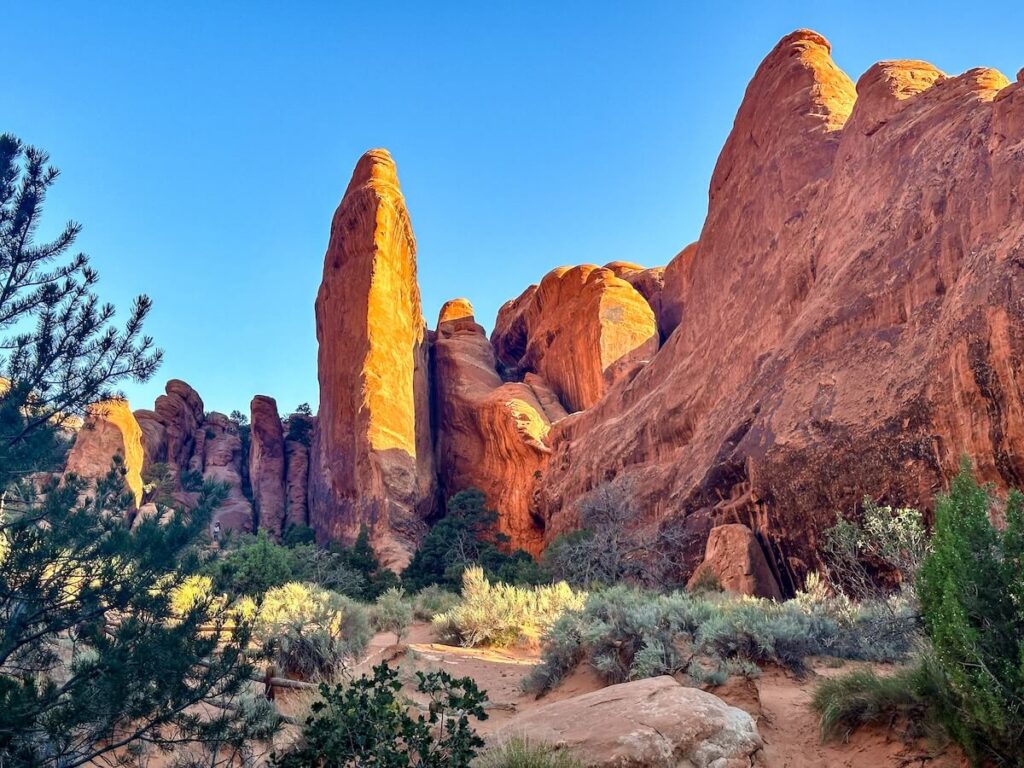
[279,622,964,768]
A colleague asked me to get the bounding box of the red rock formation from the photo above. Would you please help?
[687,524,782,600]
[309,149,435,567]
[491,264,659,412]
[535,30,1024,591]
[432,299,553,553]
[136,379,204,473]
[603,261,667,335]
[284,425,311,531]
[200,412,253,533]
[65,399,144,508]
[249,395,286,535]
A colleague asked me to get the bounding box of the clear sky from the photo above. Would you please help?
[6,1,1023,416]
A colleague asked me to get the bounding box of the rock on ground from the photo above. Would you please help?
[492,675,763,767]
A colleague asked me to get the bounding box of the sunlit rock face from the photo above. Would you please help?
[65,399,145,508]
[250,395,286,535]
[491,264,659,413]
[308,149,436,568]
[533,29,1024,591]
[432,299,553,555]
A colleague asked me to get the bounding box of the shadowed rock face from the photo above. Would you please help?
[534,30,1024,589]
[65,399,145,508]
[308,149,435,568]
[688,524,783,600]
[250,395,286,535]
[432,299,553,554]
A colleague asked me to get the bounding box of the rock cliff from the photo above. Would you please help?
[535,30,1024,590]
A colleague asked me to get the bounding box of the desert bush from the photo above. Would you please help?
[271,662,487,768]
[433,567,586,648]
[812,663,935,741]
[525,585,916,694]
[412,584,461,621]
[242,582,371,679]
[374,587,414,643]
[916,461,1024,767]
[474,737,584,768]
[823,499,929,602]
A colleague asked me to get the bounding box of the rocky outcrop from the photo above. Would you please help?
[491,676,763,767]
[199,412,253,532]
[688,524,783,600]
[535,30,1024,591]
[432,299,553,553]
[491,264,659,412]
[135,380,205,473]
[249,395,286,535]
[65,399,145,508]
[309,149,435,567]
[284,438,310,531]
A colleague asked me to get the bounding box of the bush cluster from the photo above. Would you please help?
[525,584,916,694]
[237,582,371,679]
[433,567,586,648]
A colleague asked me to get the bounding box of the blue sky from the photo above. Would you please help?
[6,1,1023,416]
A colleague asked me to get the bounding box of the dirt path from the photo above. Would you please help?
[360,623,963,768]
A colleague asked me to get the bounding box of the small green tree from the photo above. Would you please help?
[917,460,1024,766]
[402,490,543,592]
[374,587,414,644]
[271,663,487,768]
[207,529,298,597]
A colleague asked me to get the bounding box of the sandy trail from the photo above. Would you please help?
[344,623,963,768]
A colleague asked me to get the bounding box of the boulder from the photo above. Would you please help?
[250,395,286,535]
[492,676,763,767]
[432,299,552,553]
[688,524,783,600]
[491,264,659,412]
[65,399,145,508]
[308,149,435,567]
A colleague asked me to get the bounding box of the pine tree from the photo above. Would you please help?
[917,460,1024,766]
[0,133,161,488]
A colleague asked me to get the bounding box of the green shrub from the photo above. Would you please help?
[412,584,461,621]
[374,587,414,643]
[241,582,371,679]
[812,662,941,741]
[271,662,487,768]
[282,523,316,546]
[433,567,586,648]
[917,460,1024,767]
[207,530,299,597]
[403,490,544,592]
[525,586,916,694]
[474,737,584,768]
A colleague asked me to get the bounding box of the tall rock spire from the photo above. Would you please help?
[308,149,435,567]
